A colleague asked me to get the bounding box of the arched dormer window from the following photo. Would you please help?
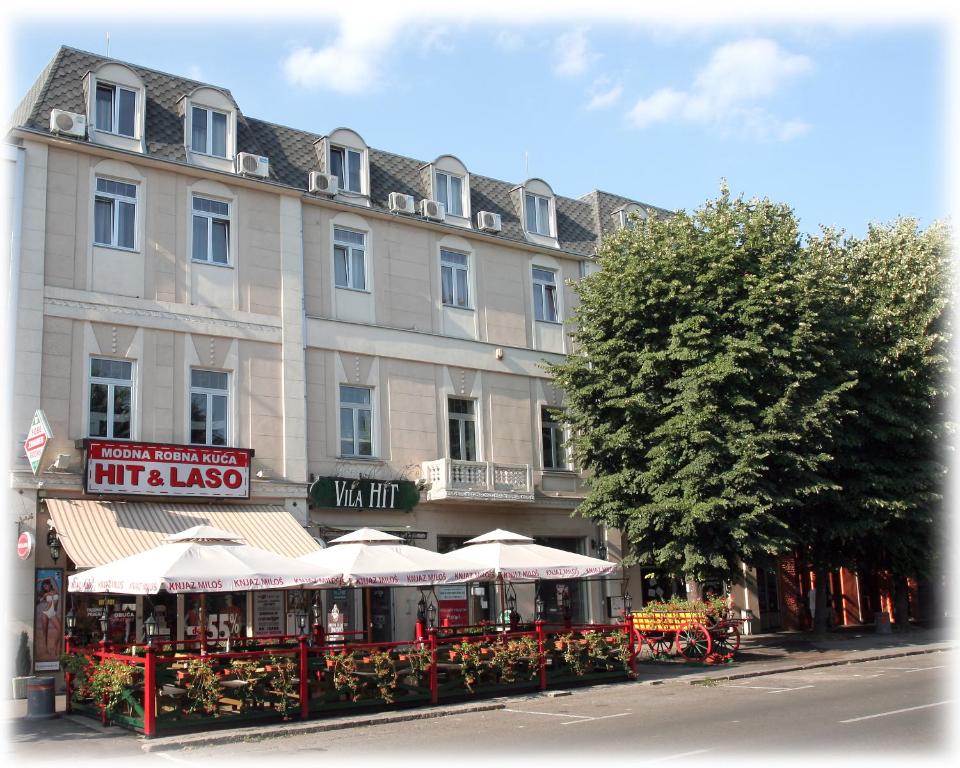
[315,128,369,201]
[177,86,239,174]
[83,63,146,154]
[612,203,646,230]
[422,155,471,226]
[513,178,558,247]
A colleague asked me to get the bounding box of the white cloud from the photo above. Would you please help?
[419,26,454,54]
[625,38,814,141]
[283,18,401,94]
[586,82,623,111]
[554,27,594,77]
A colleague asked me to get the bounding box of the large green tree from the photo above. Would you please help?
[550,187,854,584]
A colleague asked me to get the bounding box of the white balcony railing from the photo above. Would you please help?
[421,459,534,503]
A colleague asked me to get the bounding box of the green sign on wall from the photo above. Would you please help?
[309,477,419,511]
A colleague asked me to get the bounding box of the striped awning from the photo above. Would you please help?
[44,499,320,569]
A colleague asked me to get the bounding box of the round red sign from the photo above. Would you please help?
[17,532,34,560]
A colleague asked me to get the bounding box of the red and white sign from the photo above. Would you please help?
[85,440,253,498]
[24,410,53,475]
[437,584,469,627]
[17,532,34,560]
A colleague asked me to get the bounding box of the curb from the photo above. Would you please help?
[140,701,505,753]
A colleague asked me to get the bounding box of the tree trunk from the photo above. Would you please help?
[813,566,829,634]
[892,573,911,629]
[684,578,702,602]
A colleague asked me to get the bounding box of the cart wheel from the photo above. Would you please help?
[711,624,741,659]
[676,623,712,661]
[646,632,675,657]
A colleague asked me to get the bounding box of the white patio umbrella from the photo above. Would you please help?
[298,527,492,588]
[442,529,618,621]
[67,525,341,595]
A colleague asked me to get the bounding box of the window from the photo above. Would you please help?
[435,171,464,217]
[192,196,230,265]
[330,146,362,193]
[88,358,133,439]
[95,82,137,137]
[333,228,366,291]
[532,267,559,323]
[448,398,477,462]
[340,386,373,457]
[440,249,470,308]
[94,177,137,250]
[191,106,228,158]
[524,192,551,235]
[190,369,228,446]
[541,407,568,469]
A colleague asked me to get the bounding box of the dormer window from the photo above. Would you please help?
[191,106,228,158]
[95,83,137,137]
[330,146,362,193]
[436,171,464,217]
[525,193,551,236]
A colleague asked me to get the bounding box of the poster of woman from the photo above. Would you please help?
[34,568,63,671]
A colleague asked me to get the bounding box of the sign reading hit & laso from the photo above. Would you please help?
[84,439,253,498]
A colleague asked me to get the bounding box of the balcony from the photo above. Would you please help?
[421,459,534,503]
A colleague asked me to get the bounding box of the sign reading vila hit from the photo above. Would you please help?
[24,409,53,475]
[309,476,419,511]
[84,439,253,498]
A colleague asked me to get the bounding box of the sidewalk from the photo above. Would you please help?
[4,626,952,755]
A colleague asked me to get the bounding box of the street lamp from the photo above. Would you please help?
[622,590,633,615]
[144,614,158,645]
[296,608,308,636]
[99,611,109,642]
[46,529,61,564]
[427,603,437,628]
[65,608,76,635]
[597,543,608,561]
[534,594,544,621]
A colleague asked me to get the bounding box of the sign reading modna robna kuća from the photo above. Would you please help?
[309,476,419,511]
[84,439,253,498]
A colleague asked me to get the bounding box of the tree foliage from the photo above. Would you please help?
[550,187,950,586]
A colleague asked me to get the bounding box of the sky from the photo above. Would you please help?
[0,2,956,240]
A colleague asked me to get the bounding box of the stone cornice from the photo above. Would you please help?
[44,286,282,341]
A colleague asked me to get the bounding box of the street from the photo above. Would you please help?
[7,651,952,765]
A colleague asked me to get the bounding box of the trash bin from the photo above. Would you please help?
[874,611,892,634]
[25,676,57,720]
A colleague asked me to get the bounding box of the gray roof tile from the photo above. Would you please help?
[12,45,673,258]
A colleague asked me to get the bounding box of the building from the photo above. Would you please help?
[5,46,689,668]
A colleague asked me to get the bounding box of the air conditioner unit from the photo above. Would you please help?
[388,192,415,215]
[477,210,502,233]
[308,172,338,195]
[236,152,270,178]
[420,199,445,221]
[49,109,86,138]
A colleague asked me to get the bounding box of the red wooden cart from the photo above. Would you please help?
[630,607,742,662]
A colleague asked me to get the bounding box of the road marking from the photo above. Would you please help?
[154,753,200,765]
[769,685,814,694]
[642,748,712,763]
[840,700,953,723]
[503,708,591,720]
[561,712,632,726]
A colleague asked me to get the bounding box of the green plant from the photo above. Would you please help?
[59,652,94,700]
[584,631,614,671]
[605,630,635,677]
[265,654,298,718]
[327,651,361,702]
[405,645,433,684]
[557,633,587,676]
[89,658,141,716]
[183,658,222,716]
[15,632,31,677]
[225,659,266,710]
[369,650,398,703]
[453,640,484,692]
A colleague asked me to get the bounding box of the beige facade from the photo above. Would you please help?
[4,48,660,660]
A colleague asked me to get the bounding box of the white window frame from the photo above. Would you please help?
[541,406,570,470]
[339,385,375,458]
[190,105,229,158]
[87,357,135,440]
[440,249,470,309]
[524,192,552,236]
[447,397,478,462]
[94,81,138,138]
[189,369,230,446]
[330,145,364,194]
[532,267,560,323]
[192,195,231,265]
[93,176,138,251]
[435,171,464,217]
[333,227,367,292]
